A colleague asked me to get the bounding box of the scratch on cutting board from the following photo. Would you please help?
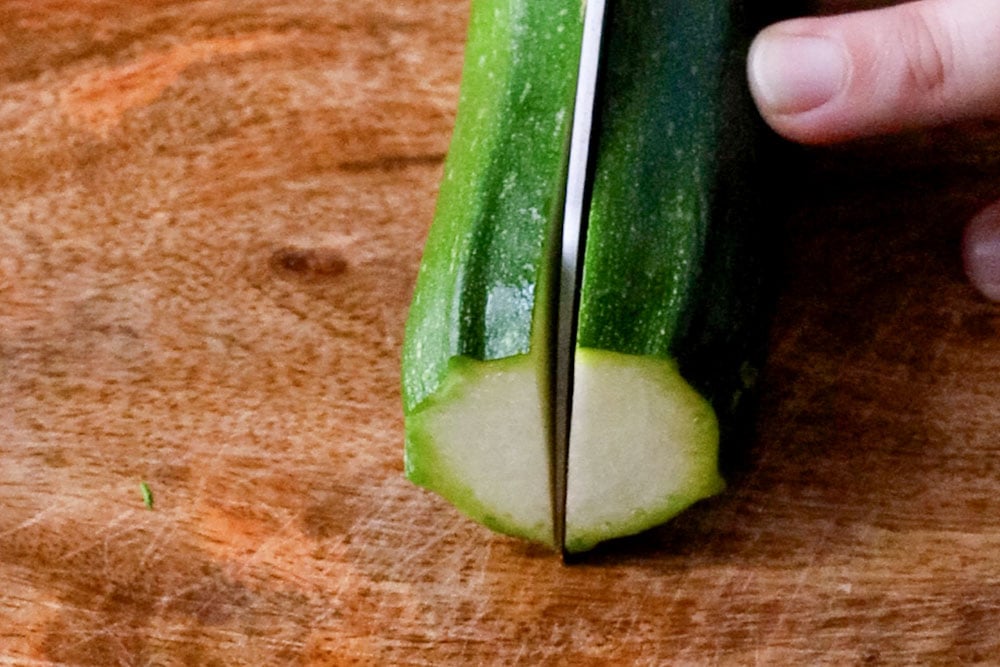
[0,504,62,541]
[138,517,183,572]
[57,510,136,562]
[757,519,836,663]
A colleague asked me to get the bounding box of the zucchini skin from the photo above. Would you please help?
[400,0,583,543]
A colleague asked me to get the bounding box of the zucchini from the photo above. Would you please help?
[402,0,770,553]
[565,0,768,552]
[401,0,583,548]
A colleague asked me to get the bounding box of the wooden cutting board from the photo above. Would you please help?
[2,1,999,663]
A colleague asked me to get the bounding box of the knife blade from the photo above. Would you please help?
[553,0,607,555]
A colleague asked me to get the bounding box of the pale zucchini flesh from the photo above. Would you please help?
[565,350,724,553]
[405,355,553,543]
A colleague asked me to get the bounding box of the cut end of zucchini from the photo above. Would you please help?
[565,348,724,553]
[404,354,555,547]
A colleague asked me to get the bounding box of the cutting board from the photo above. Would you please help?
[2,1,999,663]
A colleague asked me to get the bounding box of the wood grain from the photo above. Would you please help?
[2,1,999,664]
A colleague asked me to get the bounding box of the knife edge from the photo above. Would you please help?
[553,0,607,557]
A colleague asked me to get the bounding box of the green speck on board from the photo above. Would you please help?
[140,481,154,509]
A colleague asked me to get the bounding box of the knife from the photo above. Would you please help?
[553,0,607,555]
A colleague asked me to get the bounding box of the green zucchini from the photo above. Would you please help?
[401,0,583,548]
[565,0,768,552]
[402,0,770,553]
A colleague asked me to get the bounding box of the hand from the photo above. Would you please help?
[747,0,1000,301]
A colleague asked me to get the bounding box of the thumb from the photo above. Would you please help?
[747,0,1000,144]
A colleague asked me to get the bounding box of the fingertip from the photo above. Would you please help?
[750,0,1000,145]
[748,28,848,118]
[963,201,1000,302]
[747,23,853,144]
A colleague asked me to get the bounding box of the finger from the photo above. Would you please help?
[964,200,1000,302]
[747,0,1000,144]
